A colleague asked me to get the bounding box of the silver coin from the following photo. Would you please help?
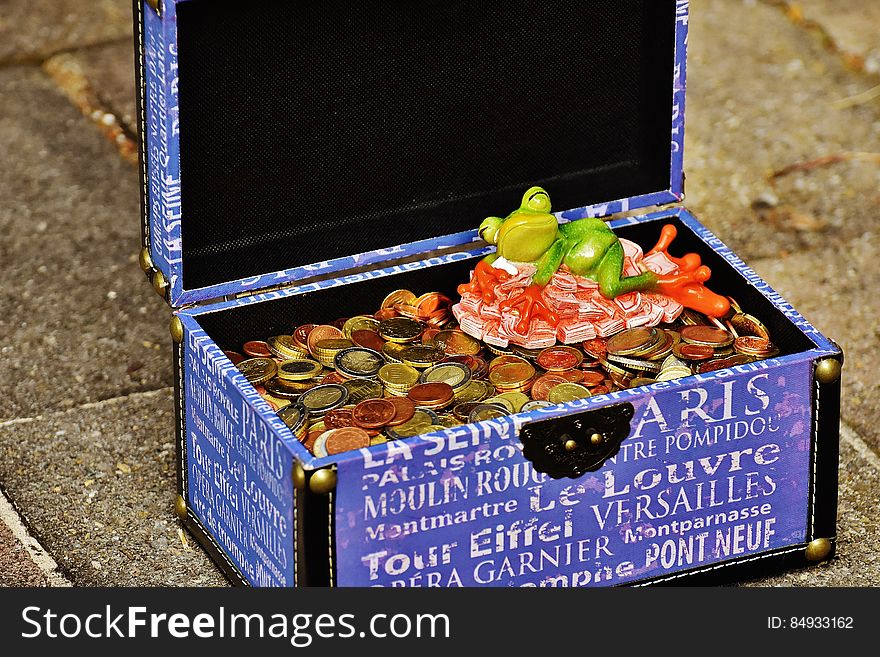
[468,403,511,424]
[334,347,384,379]
[299,384,349,414]
[521,400,553,413]
[419,362,472,389]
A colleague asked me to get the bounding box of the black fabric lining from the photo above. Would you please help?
[195,217,817,359]
[176,0,677,291]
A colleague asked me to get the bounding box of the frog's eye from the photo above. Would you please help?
[526,189,551,213]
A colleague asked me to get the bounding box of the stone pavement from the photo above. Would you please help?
[0,0,878,586]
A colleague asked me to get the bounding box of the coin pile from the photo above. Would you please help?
[228,289,779,458]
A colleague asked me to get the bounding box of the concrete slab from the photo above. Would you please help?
[685,0,880,261]
[0,389,227,586]
[0,515,49,587]
[787,0,880,73]
[0,0,132,65]
[0,67,171,421]
[43,42,138,165]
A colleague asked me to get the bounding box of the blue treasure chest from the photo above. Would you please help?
[135,0,842,586]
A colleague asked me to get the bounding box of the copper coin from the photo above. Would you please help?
[581,338,608,359]
[349,329,383,351]
[415,292,450,317]
[223,350,244,365]
[324,427,371,455]
[580,370,606,386]
[591,385,610,395]
[531,374,569,401]
[537,346,584,371]
[321,371,348,385]
[677,343,715,360]
[352,399,397,428]
[324,408,355,429]
[407,382,455,406]
[557,369,586,384]
[385,397,416,427]
[374,308,400,321]
[307,325,344,355]
[734,335,773,355]
[421,328,440,345]
[243,341,272,358]
[680,325,733,347]
[303,428,322,453]
[293,324,316,350]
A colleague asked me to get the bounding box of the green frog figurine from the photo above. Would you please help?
[458,187,730,332]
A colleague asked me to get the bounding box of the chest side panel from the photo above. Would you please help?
[335,359,813,587]
[182,320,296,586]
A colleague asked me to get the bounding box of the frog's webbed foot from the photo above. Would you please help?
[647,224,702,272]
[457,259,510,304]
[499,285,559,334]
[655,266,731,318]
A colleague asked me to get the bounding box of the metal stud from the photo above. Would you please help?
[169,316,184,343]
[815,358,842,385]
[139,247,154,273]
[152,269,168,298]
[292,462,307,491]
[174,494,187,520]
[590,432,605,446]
[309,468,337,495]
[805,537,833,562]
[564,439,578,452]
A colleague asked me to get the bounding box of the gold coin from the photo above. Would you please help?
[381,289,417,310]
[496,391,530,413]
[344,379,384,404]
[453,379,494,403]
[728,313,771,341]
[488,361,536,387]
[236,358,277,385]
[378,363,420,388]
[432,329,482,356]
[265,376,315,397]
[656,367,692,381]
[342,315,380,339]
[482,396,516,413]
[389,410,434,437]
[314,338,354,351]
[382,341,406,362]
[266,335,308,359]
[547,383,592,404]
[606,328,659,356]
[400,345,445,368]
[277,359,323,381]
[379,317,423,343]
[435,414,463,429]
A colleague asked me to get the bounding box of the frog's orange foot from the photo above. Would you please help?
[457,259,510,304]
[499,285,559,334]
[648,224,702,272]
[655,266,730,318]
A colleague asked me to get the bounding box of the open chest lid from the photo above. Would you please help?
[137,0,688,307]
